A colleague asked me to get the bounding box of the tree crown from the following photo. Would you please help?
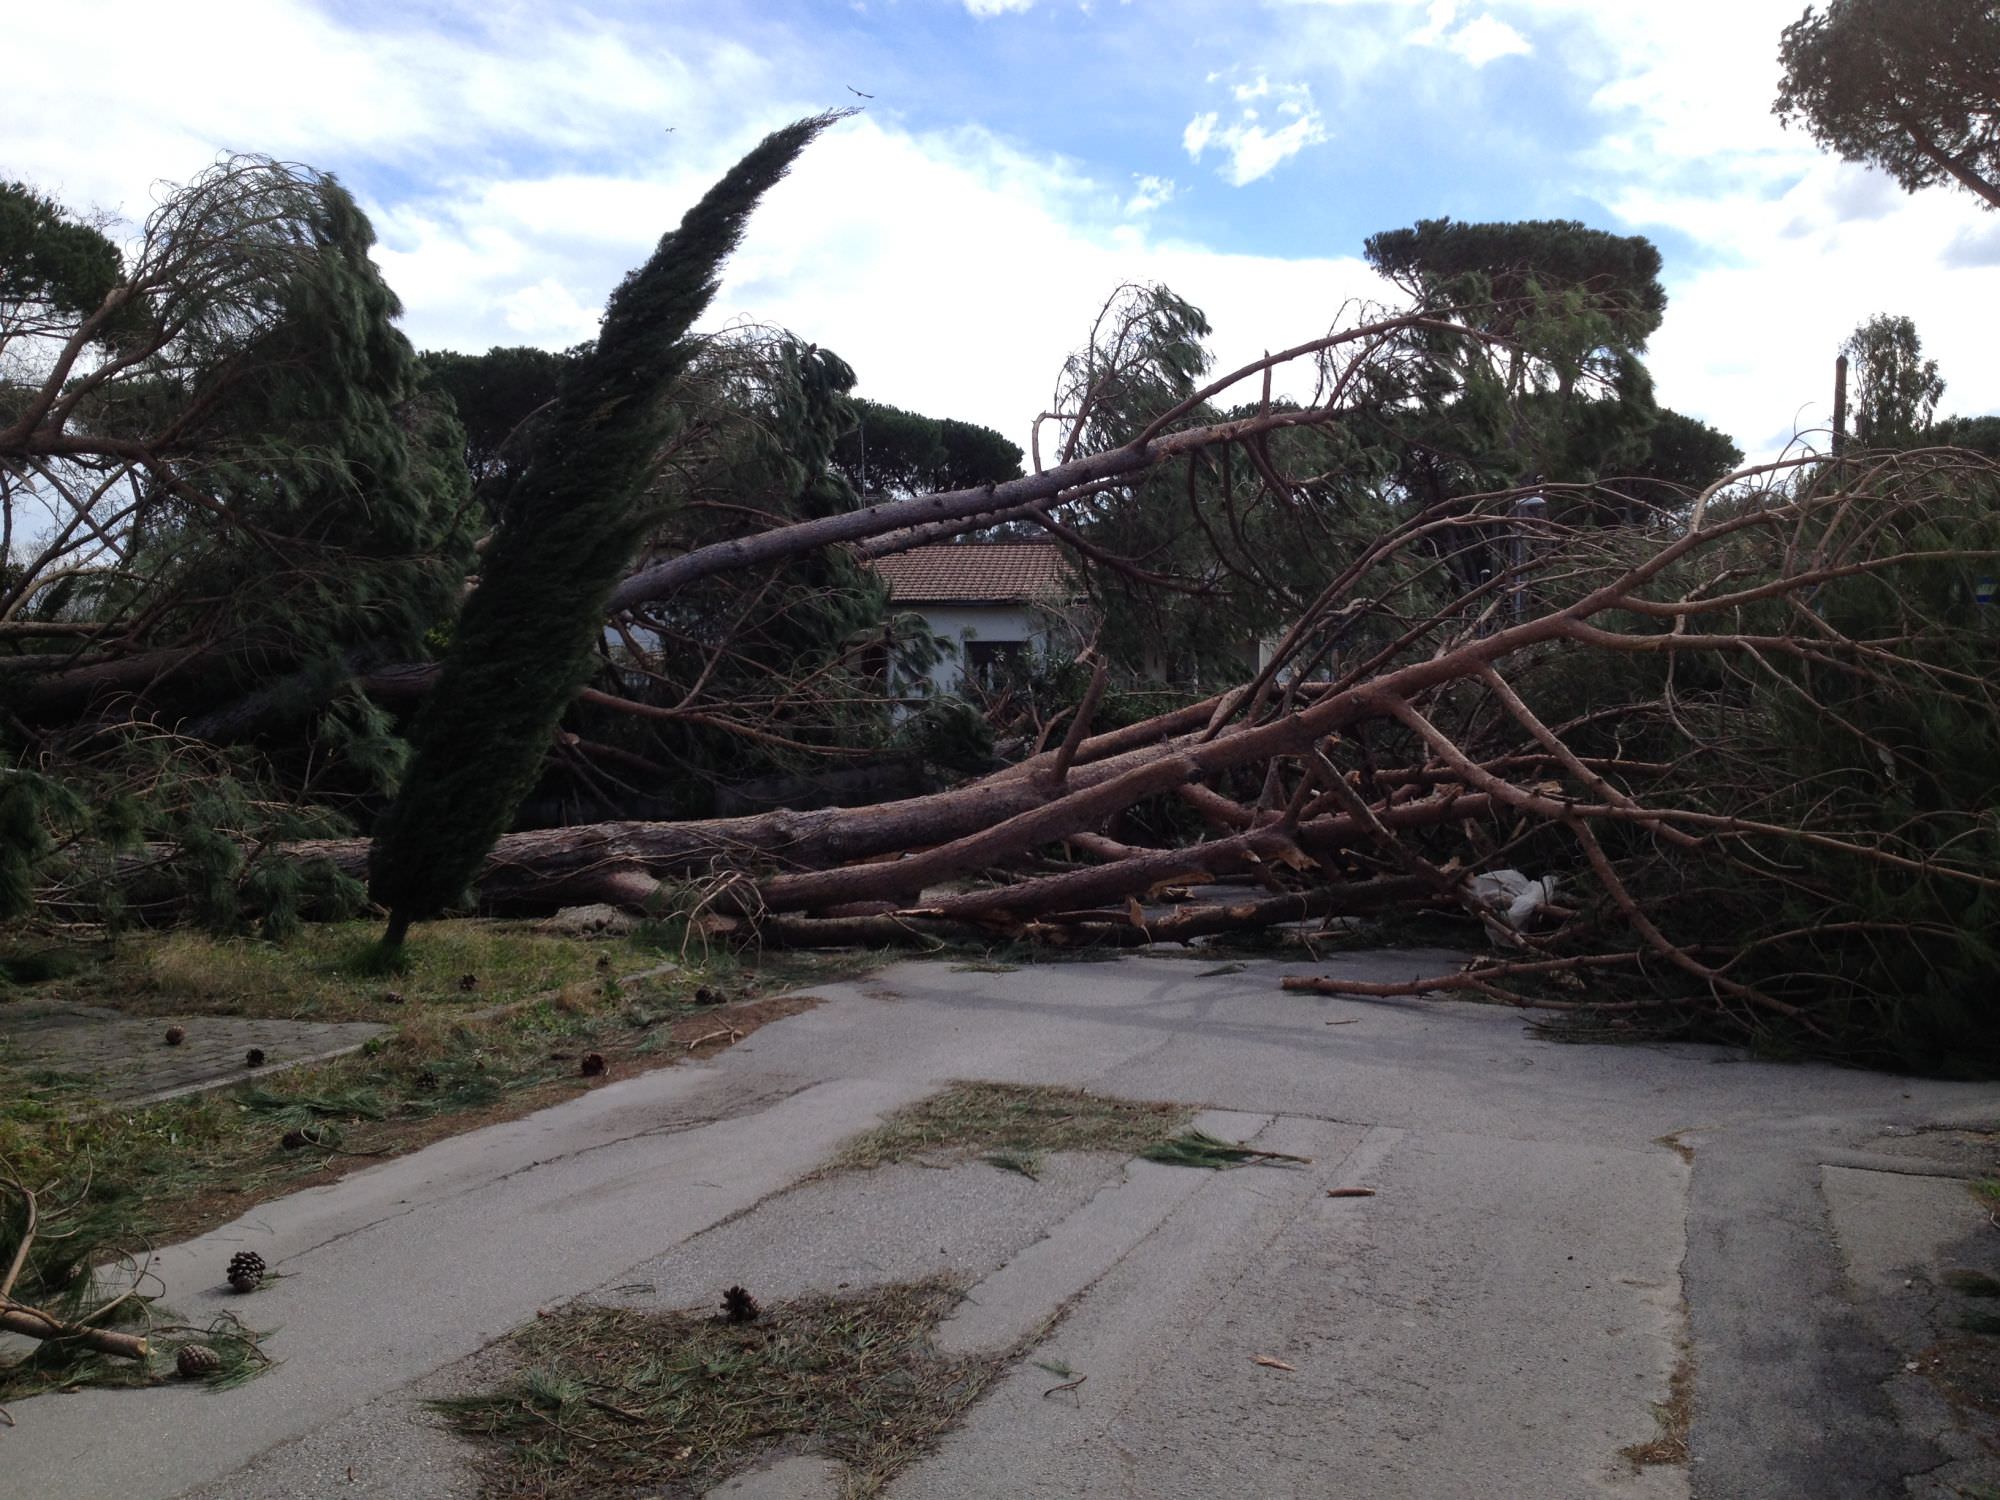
[1775,0,2000,211]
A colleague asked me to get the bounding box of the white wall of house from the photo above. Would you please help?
[900,603,1060,697]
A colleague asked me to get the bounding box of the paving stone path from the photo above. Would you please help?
[1,998,388,1105]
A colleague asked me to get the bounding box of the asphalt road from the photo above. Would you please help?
[5,950,1996,1499]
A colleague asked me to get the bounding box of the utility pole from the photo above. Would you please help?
[1832,354,1848,456]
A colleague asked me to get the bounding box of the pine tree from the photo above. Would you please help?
[3,160,473,928]
[367,115,844,944]
[0,181,122,318]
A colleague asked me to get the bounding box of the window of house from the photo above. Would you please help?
[964,638,1026,687]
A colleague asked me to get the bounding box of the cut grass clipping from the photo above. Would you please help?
[438,1277,1002,1499]
[828,1082,1189,1174]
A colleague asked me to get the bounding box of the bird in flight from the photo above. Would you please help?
[847,85,874,98]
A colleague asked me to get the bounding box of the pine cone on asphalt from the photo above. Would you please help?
[176,1343,223,1379]
[721,1285,760,1324]
[244,1047,266,1068]
[164,1025,187,1046]
[226,1250,266,1294]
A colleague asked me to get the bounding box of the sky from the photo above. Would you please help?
[9,0,1999,464]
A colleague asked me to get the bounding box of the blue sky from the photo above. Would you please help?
[11,0,2000,461]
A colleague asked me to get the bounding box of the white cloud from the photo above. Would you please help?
[1821,168,1901,224]
[705,121,1386,443]
[1445,14,1531,66]
[371,116,1385,449]
[1519,1,2000,450]
[1612,158,2000,457]
[1407,0,1458,46]
[0,0,776,226]
[1183,112,1220,159]
[1182,79,1329,186]
[499,278,601,342]
[1124,174,1179,214]
[1219,114,1331,186]
[1944,221,2000,269]
[1404,2,1529,67]
[10,0,1998,472]
[964,0,1036,13]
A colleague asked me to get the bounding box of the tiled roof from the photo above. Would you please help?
[871,543,1079,604]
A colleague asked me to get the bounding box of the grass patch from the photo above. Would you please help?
[437,1277,1004,1498]
[4,916,875,1026]
[238,1084,390,1124]
[10,918,661,1023]
[0,920,882,1403]
[1622,1339,1695,1468]
[0,946,88,985]
[0,922,877,1254]
[0,989,829,1251]
[828,1082,1189,1173]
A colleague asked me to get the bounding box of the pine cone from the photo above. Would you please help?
[458,973,479,992]
[721,1285,760,1324]
[176,1343,223,1379]
[164,1025,187,1046]
[244,1047,266,1068]
[695,986,722,1006]
[226,1250,266,1293]
[596,953,612,972]
[414,1068,440,1092]
[579,1052,607,1078]
[281,1125,326,1151]
[380,989,405,1005]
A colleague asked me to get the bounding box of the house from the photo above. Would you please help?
[870,541,1087,697]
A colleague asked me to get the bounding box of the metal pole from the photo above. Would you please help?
[1510,486,1547,619]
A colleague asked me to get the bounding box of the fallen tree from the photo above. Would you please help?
[11,136,1996,1070]
[171,443,1992,1067]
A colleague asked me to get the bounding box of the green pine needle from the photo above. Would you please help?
[1140,1129,1313,1170]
